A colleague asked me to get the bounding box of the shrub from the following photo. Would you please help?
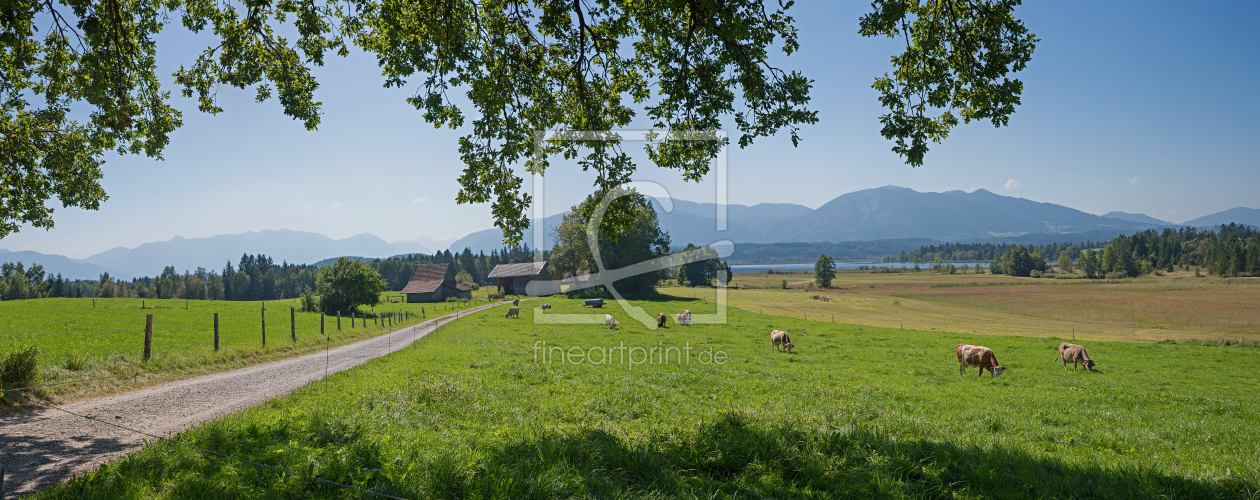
[1030,270,1043,278]
[780,279,787,289]
[1,346,41,390]
[62,353,88,371]
[1106,271,1127,280]
[299,287,319,313]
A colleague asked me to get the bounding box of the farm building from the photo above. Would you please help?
[487,261,555,295]
[401,263,473,303]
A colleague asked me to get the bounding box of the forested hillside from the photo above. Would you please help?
[895,224,1259,278]
[0,246,543,301]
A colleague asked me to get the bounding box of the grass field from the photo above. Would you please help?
[34,296,1260,498]
[662,271,1260,343]
[0,294,493,406]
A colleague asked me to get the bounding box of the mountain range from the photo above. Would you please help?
[448,186,1256,252]
[1,230,430,280]
[3,187,1256,279]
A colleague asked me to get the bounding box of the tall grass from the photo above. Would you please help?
[1,346,40,397]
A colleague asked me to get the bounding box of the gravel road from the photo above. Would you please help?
[0,302,504,497]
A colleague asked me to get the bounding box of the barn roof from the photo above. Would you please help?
[487,261,549,278]
[402,263,453,294]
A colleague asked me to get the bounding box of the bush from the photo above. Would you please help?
[62,353,88,371]
[2,346,41,390]
[780,279,787,289]
[1030,270,1043,278]
[299,287,319,313]
[1106,271,1127,280]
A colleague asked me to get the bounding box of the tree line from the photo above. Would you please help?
[366,245,542,291]
[1076,224,1259,278]
[885,240,1106,265]
[0,263,111,300]
[982,224,1258,279]
[0,246,552,302]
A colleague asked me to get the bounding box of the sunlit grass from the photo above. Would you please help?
[33,297,1260,498]
[0,295,485,405]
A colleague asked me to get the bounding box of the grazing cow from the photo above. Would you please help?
[605,314,617,329]
[505,306,520,319]
[771,330,795,353]
[657,313,667,328]
[512,298,520,307]
[538,303,551,310]
[957,344,1005,378]
[1056,343,1096,372]
[675,310,692,326]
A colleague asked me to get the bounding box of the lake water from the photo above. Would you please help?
[729,261,989,273]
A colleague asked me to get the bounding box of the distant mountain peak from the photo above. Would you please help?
[1101,211,1171,226]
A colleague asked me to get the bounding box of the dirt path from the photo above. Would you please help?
[0,301,507,497]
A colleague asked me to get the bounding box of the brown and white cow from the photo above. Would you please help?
[1056,343,1096,372]
[957,344,1005,378]
[505,306,520,319]
[538,303,551,310]
[771,330,795,353]
[512,298,520,307]
[675,310,691,326]
[657,313,667,328]
[605,314,617,329]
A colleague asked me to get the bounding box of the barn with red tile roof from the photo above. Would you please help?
[402,263,472,302]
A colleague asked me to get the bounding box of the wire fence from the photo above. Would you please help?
[0,297,491,367]
[1,301,507,499]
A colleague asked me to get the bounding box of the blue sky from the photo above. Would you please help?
[2,0,1257,258]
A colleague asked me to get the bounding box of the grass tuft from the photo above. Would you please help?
[1,346,41,401]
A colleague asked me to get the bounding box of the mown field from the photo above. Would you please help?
[663,271,1260,343]
[35,296,1259,498]
[0,294,489,405]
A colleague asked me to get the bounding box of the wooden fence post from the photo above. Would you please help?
[321,313,325,335]
[352,312,356,328]
[144,314,153,360]
[214,313,220,351]
[261,304,266,347]
[291,307,296,341]
[337,311,342,331]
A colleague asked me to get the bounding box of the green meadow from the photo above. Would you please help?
[35,296,1260,499]
[0,295,482,403]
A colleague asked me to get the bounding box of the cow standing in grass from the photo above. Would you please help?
[505,307,520,319]
[957,344,1005,378]
[605,314,617,329]
[771,330,794,353]
[675,310,691,326]
[657,313,667,328]
[1057,343,1096,372]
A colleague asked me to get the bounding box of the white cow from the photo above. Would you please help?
[675,310,692,326]
[605,314,617,329]
[770,330,795,353]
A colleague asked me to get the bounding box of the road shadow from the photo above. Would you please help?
[438,411,1251,499]
[29,410,1252,499]
[0,413,136,496]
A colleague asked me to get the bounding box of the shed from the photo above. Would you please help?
[402,263,472,302]
[487,261,553,295]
